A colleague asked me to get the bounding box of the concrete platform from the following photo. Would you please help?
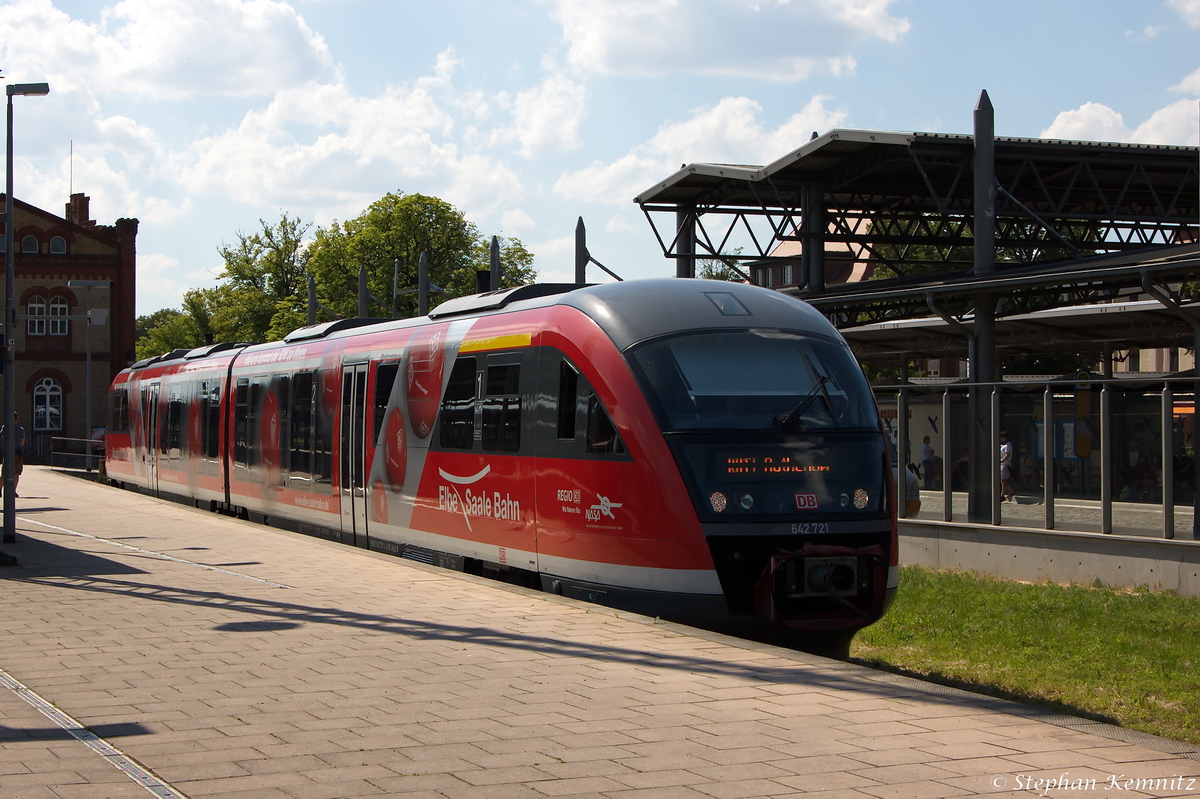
[1,466,1197,799]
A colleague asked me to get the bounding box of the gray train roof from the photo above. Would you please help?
[556,278,836,351]
[129,280,840,372]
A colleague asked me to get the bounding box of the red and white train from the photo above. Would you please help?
[106,279,897,646]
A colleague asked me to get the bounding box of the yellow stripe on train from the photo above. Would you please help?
[457,333,533,352]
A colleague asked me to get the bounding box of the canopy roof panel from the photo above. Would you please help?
[636,129,1199,221]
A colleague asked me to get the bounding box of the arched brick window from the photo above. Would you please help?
[49,296,68,336]
[50,236,67,254]
[26,296,46,335]
[33,377,63,431]
[21,235,39,253]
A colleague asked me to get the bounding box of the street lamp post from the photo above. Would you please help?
[4,82,50,545]
[67,280,110,472]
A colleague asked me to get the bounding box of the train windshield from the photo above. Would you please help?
[630,329,877,432]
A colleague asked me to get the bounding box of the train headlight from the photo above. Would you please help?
[840,493,850,507]
[739,493,754,510]
[709,492,728,513]
[853,489,869,509]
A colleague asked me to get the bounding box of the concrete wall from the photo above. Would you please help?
[900,519,1200,596]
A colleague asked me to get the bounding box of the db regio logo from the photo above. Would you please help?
[794,493,819,510]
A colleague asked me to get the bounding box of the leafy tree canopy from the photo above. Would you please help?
[136,194,537,358]
[697,251,750,283]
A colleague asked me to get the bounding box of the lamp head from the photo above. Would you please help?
[7,83,50,98]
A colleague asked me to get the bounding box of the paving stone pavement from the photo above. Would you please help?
[0,466,1197,799]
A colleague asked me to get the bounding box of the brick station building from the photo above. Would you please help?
[1,192,137,460]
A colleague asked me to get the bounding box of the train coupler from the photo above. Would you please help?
[751,542,887,625]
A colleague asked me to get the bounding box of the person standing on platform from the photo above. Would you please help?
[999,430,1015,502]
[1,413,25,498]
[921,436,935,489]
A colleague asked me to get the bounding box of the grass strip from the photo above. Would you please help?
[851,566,1200,744]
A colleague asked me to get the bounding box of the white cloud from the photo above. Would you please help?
[528,233,577,266]
[1040,102,1132,142]
[542,0,909,82]
[1172,66,1200,94]
[605,214,637,234]
[1169,0,1200,26]
[0,0,331,99]
[417,47,463,90]
[500,208,536,233]
[554,95,847,204]
[1041,98,1199,146]
[136,252,219,312]
[1127,24,1166,39]
[1131,98,1200,144]
[22,143,192,227]
[496,75,588,157]
[171,75,528,223]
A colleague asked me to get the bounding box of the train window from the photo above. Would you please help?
[234,378,249,467]
[313,370,334,489]
[482,361,521,452]
[250,379,267,467]
[630,330,877,432]
[439,356,477,449]
[274,374,290,485]
[197,383,209,461]
[557,360,578,440]
[289,371,314,482]
[109,388,130,434]
[586,393,625,454]
[166,390,184,461]
[373,362,399,445]
[204,381,221,460]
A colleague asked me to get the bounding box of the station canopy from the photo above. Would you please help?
[634,129,1200,364]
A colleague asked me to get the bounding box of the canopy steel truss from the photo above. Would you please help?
[635,130,1199,302]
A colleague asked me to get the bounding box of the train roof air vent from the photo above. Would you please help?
[185,342,252,359]
[283,318,391,343]
[427,283,589,319]
[704,292,751,316]
[131,348,192,370]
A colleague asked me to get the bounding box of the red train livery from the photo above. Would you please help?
[106,279,897,644]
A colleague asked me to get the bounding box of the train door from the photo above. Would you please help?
[143,382,161,495]
[339,363,370,548]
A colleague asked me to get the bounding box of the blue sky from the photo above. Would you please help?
[3,0,1199,315]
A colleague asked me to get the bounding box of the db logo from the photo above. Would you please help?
[794,493,819,510]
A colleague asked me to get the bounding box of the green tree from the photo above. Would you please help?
[697,249,750,282]
[466,235,537,290]
[135,307,183,340]
[308,193,477,320]
[135,194,539,354]
[135,306,202,361]
[204,213,311,342]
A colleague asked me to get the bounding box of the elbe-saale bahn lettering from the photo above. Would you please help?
[105,279,898,642]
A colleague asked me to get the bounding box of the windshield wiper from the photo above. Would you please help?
[773,374,831,430]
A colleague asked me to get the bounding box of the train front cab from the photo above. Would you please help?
[625,323,898,644]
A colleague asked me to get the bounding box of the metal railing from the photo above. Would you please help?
[874,375,1200,540]
[48,436,104,474]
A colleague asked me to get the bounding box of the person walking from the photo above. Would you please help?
[1,413,25,498]
[999,430,1015,502]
